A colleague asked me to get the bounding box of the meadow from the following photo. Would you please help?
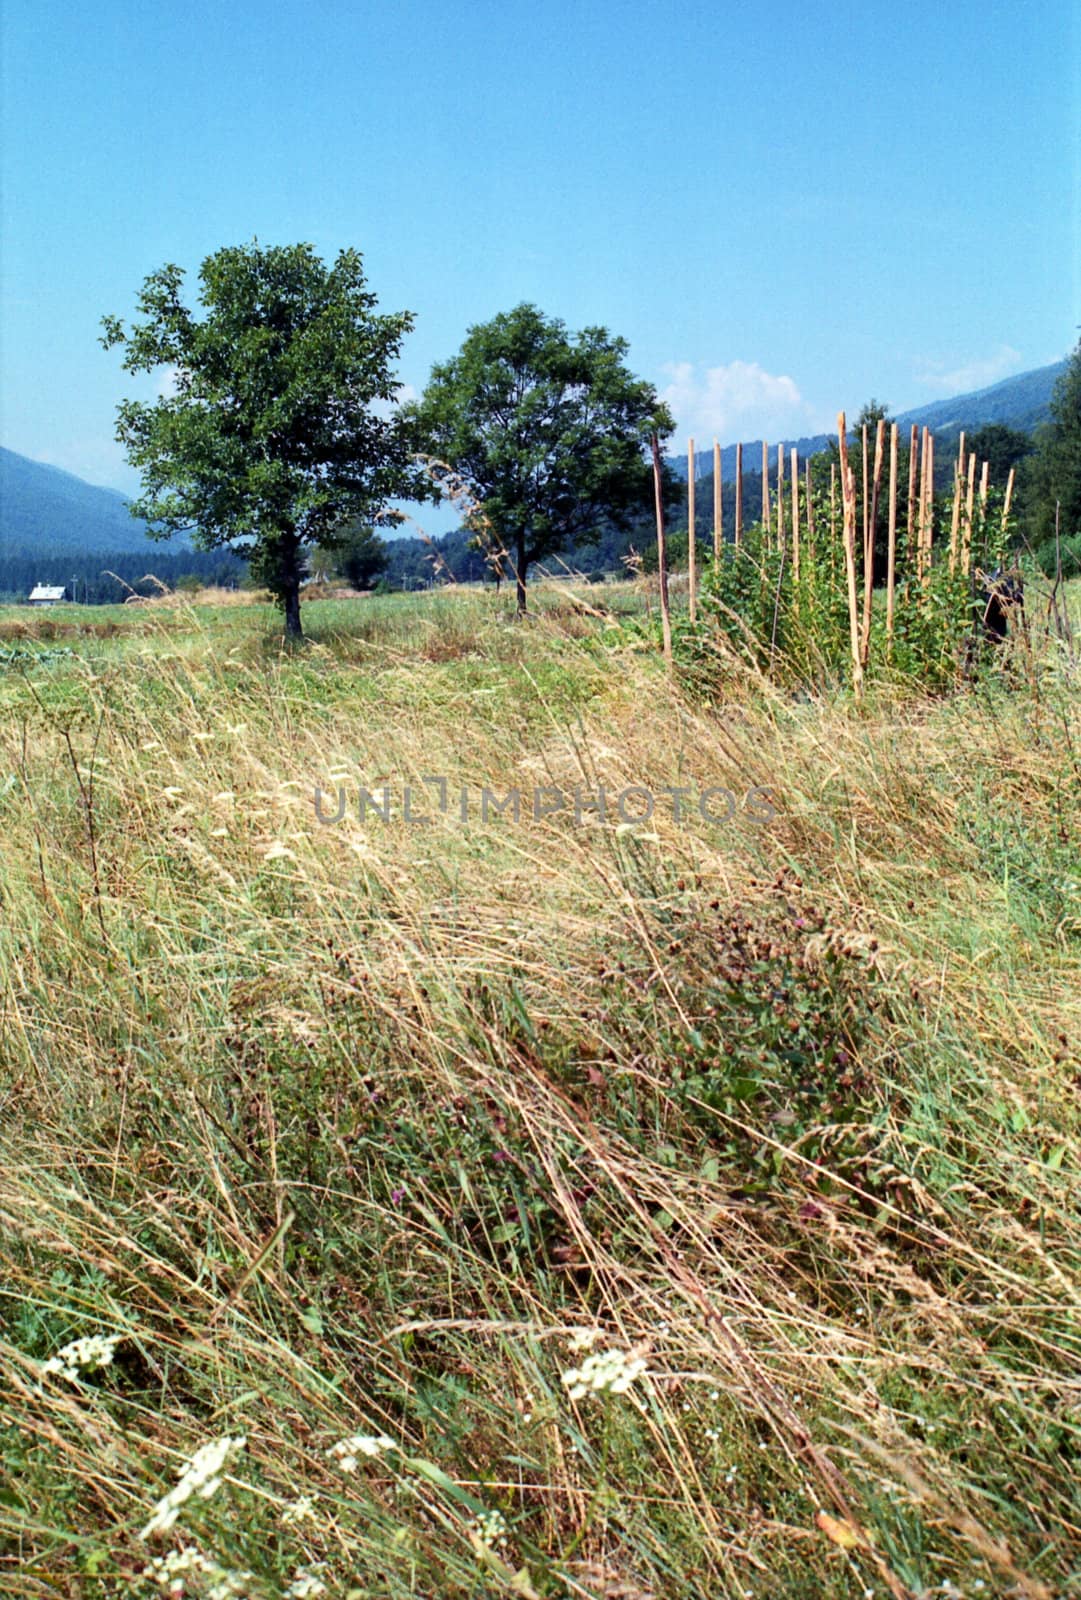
[1,578,1079,1600]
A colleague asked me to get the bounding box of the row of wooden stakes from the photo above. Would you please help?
[649,418,1016,689]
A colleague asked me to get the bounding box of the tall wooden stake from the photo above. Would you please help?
[762,440,771,544]
[838,414,863,701]
[651,432,672,666]
[791,447,800,592]
[861,423,869,563]
[917,427,930,587]
[735,442,743,547]
[924,431,935,582]
[962,452,976,577]
[805,460,815,560]
[949,436,964,576]
[906,423,919,560]
[862,418,885,667]
[1002,465,1016,533]
[688,436,697,623]
[886,423,898,658]
[776,443,786,555]
[713,438,722,561]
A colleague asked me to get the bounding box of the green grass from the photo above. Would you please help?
[1,579,1079,1600]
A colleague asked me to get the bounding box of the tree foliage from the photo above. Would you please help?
[333,521,390,590]
[406,303,673,611]
[1025,335,1081,554]
[101,241,418,637]
[966,423,1032,485]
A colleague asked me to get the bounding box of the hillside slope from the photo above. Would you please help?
[669,355,1067,479]
[0,447,187,556]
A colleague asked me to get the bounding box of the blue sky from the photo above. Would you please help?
[2,0,1078,537]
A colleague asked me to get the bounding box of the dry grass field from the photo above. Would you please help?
[1,579,1079,1599]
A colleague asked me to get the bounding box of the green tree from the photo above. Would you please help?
[101,241,418,638]
[406,304,673,613]
[1025,336,1081,550]
[334,520,389,589]
[966,423,1032,486]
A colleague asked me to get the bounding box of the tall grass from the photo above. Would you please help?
[1,583,1078,1599]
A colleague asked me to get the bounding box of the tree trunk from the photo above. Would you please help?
[515,533,528,615]
[283,579,303,638]
[277,528,304,639]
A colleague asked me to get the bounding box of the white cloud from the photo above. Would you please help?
[913,345,1022,397]
[155,365,180,399]
[659,359,825,452]
[372,381,418,421]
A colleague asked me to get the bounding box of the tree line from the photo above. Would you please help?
[0,547,245,606]
[98,240,1080,636]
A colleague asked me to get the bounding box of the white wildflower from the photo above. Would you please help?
[262,841,297,863]
[205,1570,253,1600]
[285,1567,330,1599]
[467,1507,508,1549]
[566,1326,603,1352]
[40,1332,123,1382]
[326,1432,396,1473]
[145,1545,215,1594]
[144,1546,250,1598]
[280,1493,318,1527]
[561,1347,648,1400]
[139,1434,247,1539]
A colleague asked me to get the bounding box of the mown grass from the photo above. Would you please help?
[1,580,1079,1600]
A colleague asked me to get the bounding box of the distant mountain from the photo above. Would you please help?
[894,359,1067,435]
[0,447,187,557]
[668,357,1068,480]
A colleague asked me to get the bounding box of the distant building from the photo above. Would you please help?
[28,584,69,606]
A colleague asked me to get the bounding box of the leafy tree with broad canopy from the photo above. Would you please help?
[101,242,418,637]
[407,303,674,612]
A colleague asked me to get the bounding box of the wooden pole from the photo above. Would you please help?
[688,436,697,624]
[838,413,863,701]
[861,423,869,565]
[1002,465,1016,532]
[917,428,929,587]
[886,422,898,658]
[924,430,935,584]
[861,418,885,668]
[735,442,743,547]
[906,423,919,563]
[949,437,964,576]
[805,460,815,562]
[962,452,977,578]
[776,443,786,555]
[791,446,800,592]
[713,438,722,562]
[651,432,672,666]
[762,440,771,545]
[977,459,990,569]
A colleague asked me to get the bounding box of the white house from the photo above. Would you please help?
[28,584,69,606]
